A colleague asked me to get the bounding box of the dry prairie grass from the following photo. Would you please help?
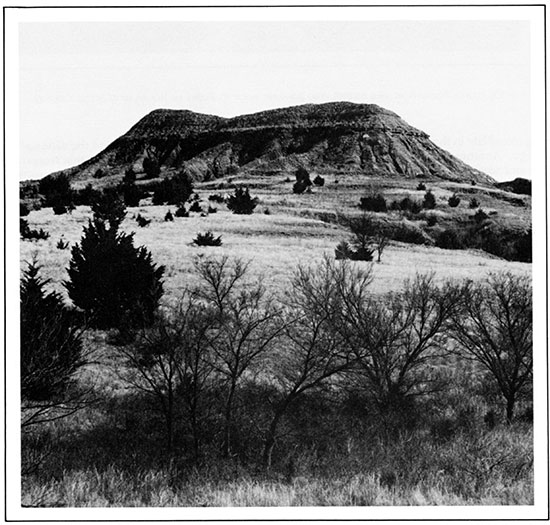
[20,200,530,303]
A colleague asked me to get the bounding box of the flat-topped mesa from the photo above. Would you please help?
[41,102,496,186]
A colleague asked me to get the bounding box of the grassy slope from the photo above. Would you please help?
[21,176,531,302]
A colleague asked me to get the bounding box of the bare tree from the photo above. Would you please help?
[451,272,532,423]
[261,257,367,467]
[340,274,461,417]
[118,293,216,456]
[194,256,284,458]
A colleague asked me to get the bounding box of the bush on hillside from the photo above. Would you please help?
[469,198,480,209]
[193,231,222,247]
[152,171,194,206]
[448,194,461,208]
[435,228,465,250]
[313,175,325,187]
[359,194,387,212]
[143,157,160,179]
[20,202,30,217]
[293,167,312,194]
[423,190,436,209]
[175,203,189,217]
[20,219,49,241]
[227,187,258,215]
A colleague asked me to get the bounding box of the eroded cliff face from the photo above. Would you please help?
[45,102,495,186]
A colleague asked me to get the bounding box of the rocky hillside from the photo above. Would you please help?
[44,102,495,186]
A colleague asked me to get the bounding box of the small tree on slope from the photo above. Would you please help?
[65,200,164,329]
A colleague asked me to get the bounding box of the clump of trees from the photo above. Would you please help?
[152,171,194,206]
[21,249,533,478]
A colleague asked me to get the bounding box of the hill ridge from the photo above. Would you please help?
[42,101,495,186]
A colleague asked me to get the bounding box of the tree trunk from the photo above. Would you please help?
[506,393,516,423]
[262,410,284,469]
[222,380,237,458]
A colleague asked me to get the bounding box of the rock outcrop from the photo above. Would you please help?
[44,102,495,186]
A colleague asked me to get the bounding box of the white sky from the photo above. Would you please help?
[19,18,531,182]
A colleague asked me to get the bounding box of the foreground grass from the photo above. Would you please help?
[22,468,532,507]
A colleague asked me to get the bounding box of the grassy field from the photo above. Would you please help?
[19,174,533,509]
[21,175,531,302]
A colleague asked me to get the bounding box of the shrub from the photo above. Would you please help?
[416,182,426,191]
[394,197,422,214]
[175,204,189,217]
[226,187,258,215]
[123,167,136,183]
[93,168,105,179]
[136,214,151,227]
[152,171,194,206]
[208,193,226,203]
[20,219,49,241]
[313,175,325,187]
[469,198,480,209]
[208,206,218,214]
[335,240,353,260]
[20,202,30,217]
[435,228,465,250]
[359,194,387,212]
[423,190,436,209]
[389,221,430,245]
[90,189,126,229]
[293,168,312,194]
[65,210,165,329]
[56,238,69,250]
[52,204,68,215]
[164,210,174,222]
[513,229,532,263]
[264,208,271,215]
[448,194,461,208]
[193,231,222,247]
[143,157,160,179]
[189,201,203,213]
[293,181,309,194]
[21,260,84,402]
[74,184,101,206]
[426,215,437,227]
[473,209,489,223]
[119,180,142,207]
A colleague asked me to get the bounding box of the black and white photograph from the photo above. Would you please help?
[4,3,548,520]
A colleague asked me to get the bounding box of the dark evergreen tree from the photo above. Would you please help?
[423,190,436,209]
[90,189,126,229]
[226,187,258,215]
[65,198,164,329]
[21,261,84,401]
